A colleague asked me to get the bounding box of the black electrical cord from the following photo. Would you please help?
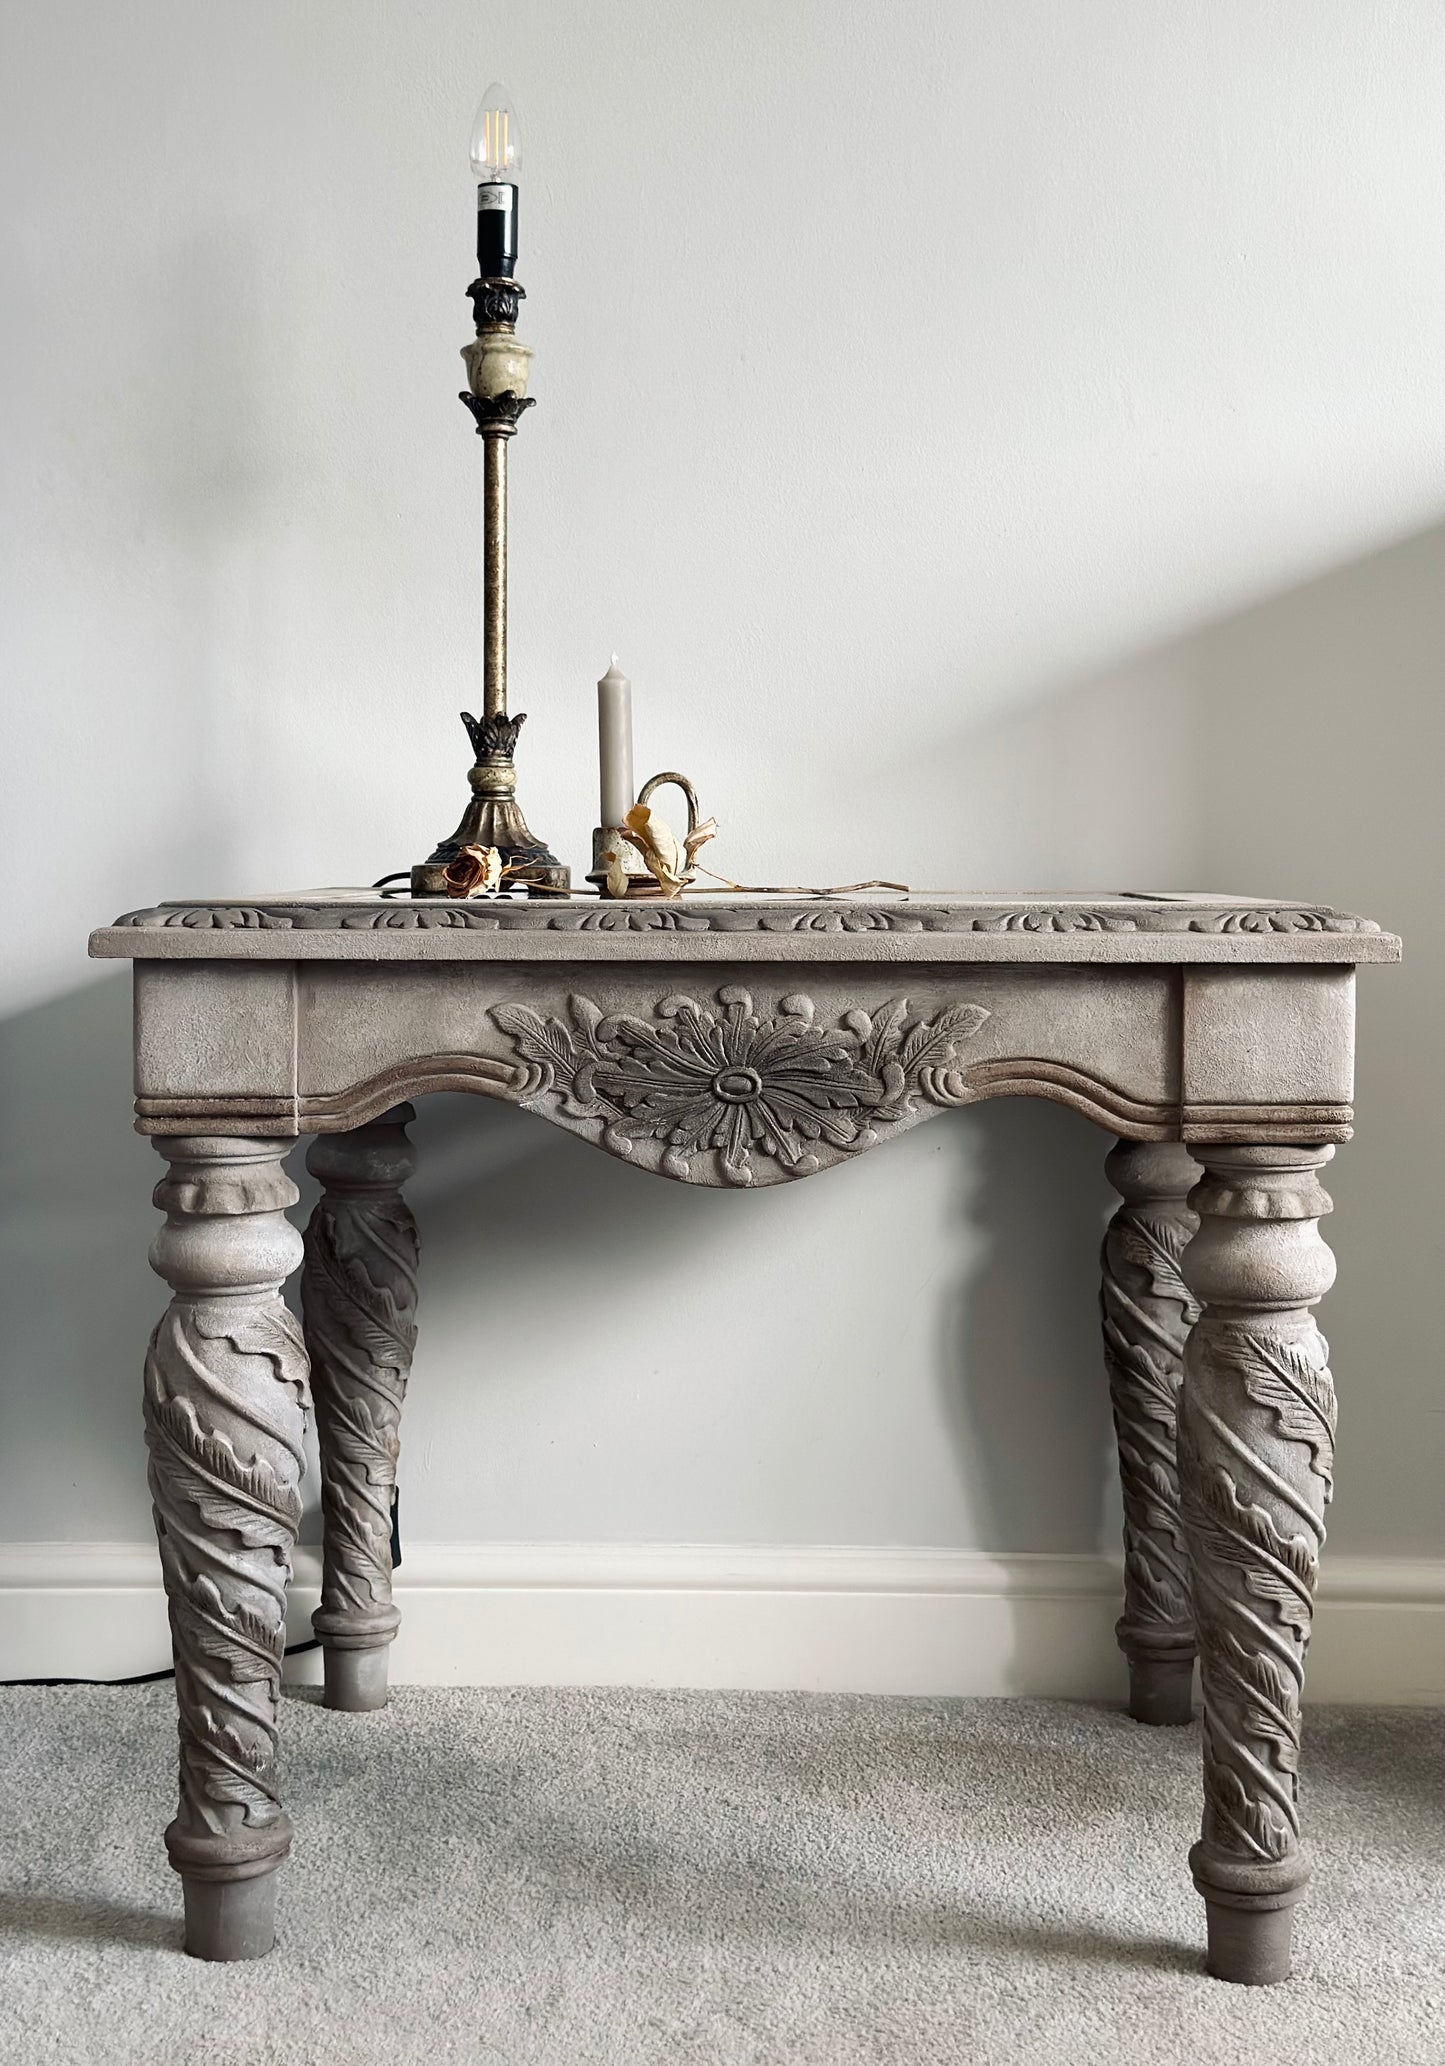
[1,1637,322,1691]
[370,869,551,901]
[3,1494,402,1690]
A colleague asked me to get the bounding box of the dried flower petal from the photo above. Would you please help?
[602,847,631,900]
[684,817,718,869]
[624,803,719,897]
[624,803,684,888]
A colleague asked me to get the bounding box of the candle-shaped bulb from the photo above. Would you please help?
[470,84,520,279]
[470,84,520,178]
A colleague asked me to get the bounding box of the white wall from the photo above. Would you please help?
[3,4,1444,1667]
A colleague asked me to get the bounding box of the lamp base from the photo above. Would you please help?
[412,710,570,897]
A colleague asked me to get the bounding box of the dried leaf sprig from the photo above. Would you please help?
[621,802,719,897]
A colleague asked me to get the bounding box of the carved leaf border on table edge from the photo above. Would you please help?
[111,901,1383,936]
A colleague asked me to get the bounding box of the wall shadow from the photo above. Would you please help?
[939,1098,1115,1555]
[379,1087,1116,1558]
[912,516,1445,1561]
[0,975,161,1541]
[1182,521,1445,1558]
[382,1089,991,1547]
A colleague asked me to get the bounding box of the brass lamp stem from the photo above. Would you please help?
[482,430,508,720]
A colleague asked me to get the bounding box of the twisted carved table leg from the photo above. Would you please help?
[301,1106,419,1712]
[1178,1144,1337,1985]
[144,1136,311,1962]
[1101,1138,1202,1725]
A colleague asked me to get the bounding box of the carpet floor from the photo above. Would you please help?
[1,1686,1441,2066]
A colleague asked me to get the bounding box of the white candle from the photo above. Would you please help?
[597,656,634,828]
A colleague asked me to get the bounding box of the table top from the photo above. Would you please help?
[90,890,1400,967]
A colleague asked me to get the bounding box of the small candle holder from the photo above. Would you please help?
[588,771,704,897]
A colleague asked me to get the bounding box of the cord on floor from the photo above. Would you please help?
[1,1635,323,1691]
[3,1491,403,1688]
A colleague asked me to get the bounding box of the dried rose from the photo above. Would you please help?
[441,844,504,898]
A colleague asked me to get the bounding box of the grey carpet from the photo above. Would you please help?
[1,1687,1442,2066]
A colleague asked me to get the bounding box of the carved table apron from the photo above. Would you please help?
[89,890,1400,1982]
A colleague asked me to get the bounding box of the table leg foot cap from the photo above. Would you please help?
[1204,1899,1294,1985]
[323,1645,390,1712]
[1127,1656,1195,1726]
[182,1872,278,1962]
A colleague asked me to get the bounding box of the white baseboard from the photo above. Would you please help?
[2,1541,1442,1705]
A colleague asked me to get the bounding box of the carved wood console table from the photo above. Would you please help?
[89,889,1399,1983]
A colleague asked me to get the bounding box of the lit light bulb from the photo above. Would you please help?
[470,84,521,279]
[470,83,520,181]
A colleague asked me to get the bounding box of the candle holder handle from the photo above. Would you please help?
[636,770,700,835]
